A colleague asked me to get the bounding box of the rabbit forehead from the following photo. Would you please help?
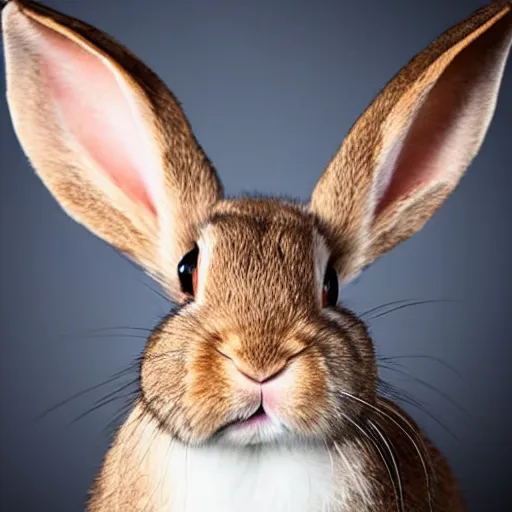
[196,198,328,315]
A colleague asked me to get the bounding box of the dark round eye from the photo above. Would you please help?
[322,265,338,307]
[177,244,199,297]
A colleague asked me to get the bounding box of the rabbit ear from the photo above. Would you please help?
[310,1,512,283]
[2,0,223,300]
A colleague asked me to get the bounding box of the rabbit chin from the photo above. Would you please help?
[212,412,292,446]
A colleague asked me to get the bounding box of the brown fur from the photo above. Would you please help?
[310,1,512,283]
[2,1,511,511]
[2,0,222,298]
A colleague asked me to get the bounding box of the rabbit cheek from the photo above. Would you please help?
[263,352,330,437]
[180,346,244,441]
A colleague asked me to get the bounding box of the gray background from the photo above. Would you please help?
[0,0,510,510]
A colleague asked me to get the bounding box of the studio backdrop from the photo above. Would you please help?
[0,1,511,510]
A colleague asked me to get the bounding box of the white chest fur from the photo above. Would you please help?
[142,440,372,512]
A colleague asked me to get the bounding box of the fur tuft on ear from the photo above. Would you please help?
[310,1,512,284]
[2,0,223,300]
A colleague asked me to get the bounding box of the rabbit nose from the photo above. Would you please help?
[234,360,287,384]
[219,350,288,384]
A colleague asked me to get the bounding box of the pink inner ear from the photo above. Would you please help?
[374,83,459,216]
[374,14,511,218]
[36,22,158,215]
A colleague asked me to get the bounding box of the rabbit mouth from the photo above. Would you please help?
[218,404,270,432]
[211,404,288,445]
[235,405,269,426]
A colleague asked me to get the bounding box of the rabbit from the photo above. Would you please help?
[2,0,512,510]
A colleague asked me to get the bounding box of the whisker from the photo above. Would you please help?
[33,364,140,421]
[69,389,140,425]
[323,439,336,482]
[91,379,140,408]
[102,398,138,437]
[139,399,173,465]
[377,378,459,442]
[139,280,172,304]
[336,411,401,511]
[72,326,155,334]
[378,362,470,418]
[39,326,157,348]
[367,300,455,322]
[368,418,404,512]
[340,391,433,512]
[332,437,376,509]
[359,299,429,318]
[378,354,463,379]
[70,333,150,342]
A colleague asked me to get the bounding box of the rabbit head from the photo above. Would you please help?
[2,0,512,448]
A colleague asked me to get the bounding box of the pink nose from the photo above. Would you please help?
[218,351,291,412]
[228,355,288,385]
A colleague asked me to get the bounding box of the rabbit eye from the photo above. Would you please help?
[177,244,199,297]
[322,265,338,307]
